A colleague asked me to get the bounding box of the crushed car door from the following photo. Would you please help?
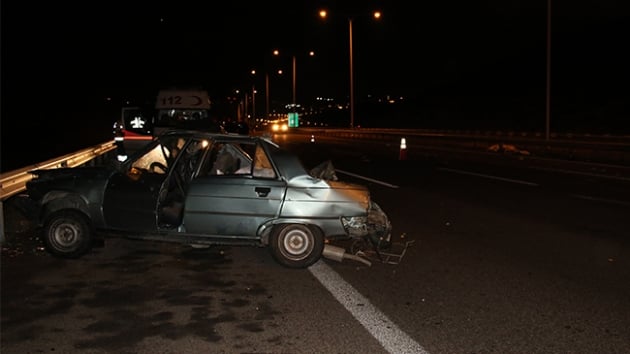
[156,138,208,228]
[183,141,286,239]
[103,136,185,231]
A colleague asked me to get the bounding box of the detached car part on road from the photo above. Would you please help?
[24,130,392,268]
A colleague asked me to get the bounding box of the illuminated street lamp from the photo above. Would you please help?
[273,49,315,106]
[251,68,283,119]
[319,9,381,128]
[248,70,257,120]
[265,72,270,118]
[252,50,292,120]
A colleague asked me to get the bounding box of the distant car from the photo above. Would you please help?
[256,119,289,133]
[270,120,288,133]
[24,130,392,268]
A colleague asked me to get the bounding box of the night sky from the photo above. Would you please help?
[1,1,629,170]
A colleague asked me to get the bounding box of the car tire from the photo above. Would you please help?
[43,210,93,259]
[269,224,324,268]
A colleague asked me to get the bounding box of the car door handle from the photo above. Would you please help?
[255,187,271,197]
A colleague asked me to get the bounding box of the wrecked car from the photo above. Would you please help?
[24,130,392,268]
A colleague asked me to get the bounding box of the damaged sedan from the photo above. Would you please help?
[24,130,393,268]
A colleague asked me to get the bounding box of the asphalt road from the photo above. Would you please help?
[2,133,630,353]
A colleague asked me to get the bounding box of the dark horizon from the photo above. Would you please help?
[3,1,629,114]
[2,1,630,171]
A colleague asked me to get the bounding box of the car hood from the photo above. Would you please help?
[287,174,368,192]
[284,175,370,215]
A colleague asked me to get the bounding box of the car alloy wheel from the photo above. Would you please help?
[270,224,324,268]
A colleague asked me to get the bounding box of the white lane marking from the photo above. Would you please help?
[570,194,630,207]
[438,167,539,186]
[530,166,630,182]
[335,169,400,189]
[309,261,429,354]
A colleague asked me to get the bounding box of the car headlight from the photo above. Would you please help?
[272,123,288,132]
[341,215,369,238]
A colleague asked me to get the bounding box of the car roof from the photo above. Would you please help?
[159,129,274,144]
[157,129,309,180]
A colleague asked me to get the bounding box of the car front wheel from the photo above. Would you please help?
[269,224,324,268]
[43,210,93,258]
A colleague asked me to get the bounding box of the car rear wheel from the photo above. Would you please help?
[43,210,93,258]
[269,224,324,268]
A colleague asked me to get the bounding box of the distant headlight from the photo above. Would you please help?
[272,123,288,132]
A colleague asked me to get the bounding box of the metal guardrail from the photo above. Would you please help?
[0,140,117,244]
[292,128,630,166]
[296,127,630,142]
[0,140,117,201]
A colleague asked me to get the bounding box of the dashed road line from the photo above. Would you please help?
[309,261,429,354]
[438,167,539,186]
[570,194,630,207]
[335,169,400,189]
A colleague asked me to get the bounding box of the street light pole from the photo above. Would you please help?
[251,84,256,120]
[348,17,354,128]
[319,9,380,129]
[252,64,282,120]
[274,49,314,109]
[545,0,551,141]
[292,55,297,106]
[265,72,270,119]
[243,91,249,121]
